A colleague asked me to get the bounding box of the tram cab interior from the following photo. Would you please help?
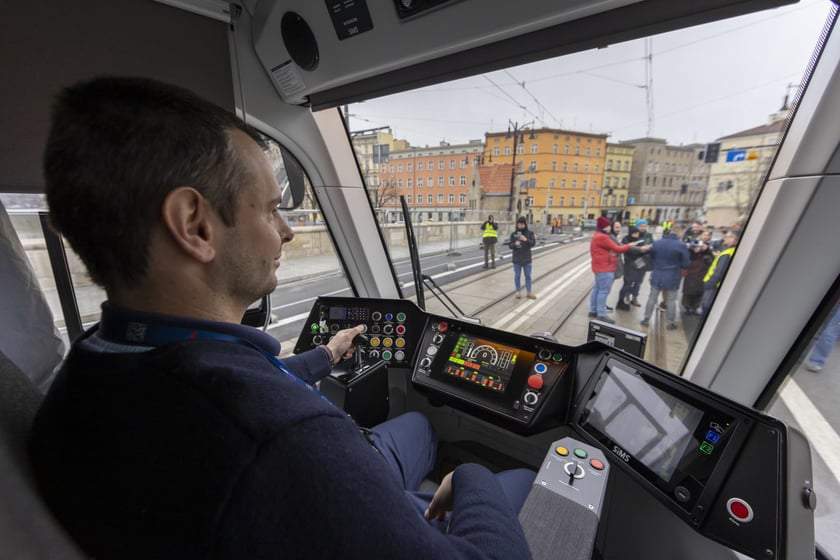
[2,0,840,558]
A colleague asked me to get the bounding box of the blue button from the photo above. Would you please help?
[705,430,720,444]
[534,363,547,374]
[385,313,394,321]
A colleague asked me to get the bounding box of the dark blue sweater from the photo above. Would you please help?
[30,326,531,558]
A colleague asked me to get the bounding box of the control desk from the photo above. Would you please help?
[295,297,816,559]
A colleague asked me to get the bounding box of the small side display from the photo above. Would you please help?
[576,358,740,516]
[583,362,704,482]
[444,334,519,394]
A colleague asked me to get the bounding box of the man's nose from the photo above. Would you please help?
[277,214,295,242]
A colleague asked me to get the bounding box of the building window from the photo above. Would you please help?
[428,176,433,186]
[584,164,589,173]
[407,195,413,204]
[504,146,510,155]
[574,146,580,155]
[407,179,413,188]
[573,163,579,172]
[594,165,599,173]
[449,176,455,186]
[427,194,433,203]
[564,145,569,154]
[398,179,403,188]
[449,159,456,169]
[418,161,424,171]
[549,178,555,187]
[389,164,394,173]
[397,163,403,172]
[459,193,466,203]
[571,196,576,206]
[596,148,601,156]
[559,196,565,206]
[607,160,613,170]
[407,163,413,172]
[527,195,534,206]
[585,148,591,156]
[531,144,538,154]
[619,195,625,206]
[572,180,577,189]
[439,160,445,169]
[417,178,423,187]
[623,161,629,171]
[553,144,558,154]
[438,177,444,187]
[562,162,568,172]
[461,158,467,168]
[547,195,554,206]
[551,161,557,171]
[448,194,454,203]
[593,180,598,189]
[561,179,566,188]
[582,180,587,189]
[438,194,444,203]
[517,144,524,155]
[459,175,466,186]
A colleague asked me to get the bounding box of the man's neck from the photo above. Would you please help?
[110,289,245,325]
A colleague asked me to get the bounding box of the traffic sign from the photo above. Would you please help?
[726,150,747,162]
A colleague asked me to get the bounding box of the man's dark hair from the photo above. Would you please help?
[44,76,265,292]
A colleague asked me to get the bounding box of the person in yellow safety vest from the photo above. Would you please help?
[480,214,499,268]
[700,230,740,315]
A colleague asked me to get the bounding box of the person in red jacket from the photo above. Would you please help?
[588,216,640,323]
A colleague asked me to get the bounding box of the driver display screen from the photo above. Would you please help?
[444,334,520,394]
[583,363,704,483]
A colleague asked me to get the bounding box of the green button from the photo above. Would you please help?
[382,350,393,360]
[552,352,563,362]
[311,323,318,331]
[397,312,407,322]
[699,441,714,455]
[574,448,588,459]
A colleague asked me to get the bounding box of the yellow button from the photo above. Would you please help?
[395,338,406,348]
[370,337,381,347]
[555,446,569,456]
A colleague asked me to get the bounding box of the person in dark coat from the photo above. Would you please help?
[509,216,537,299]
[615,226,646,311]
[640,224,690,330]
[681,229,713,314]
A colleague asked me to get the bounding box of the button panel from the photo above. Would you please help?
[535,437,610,518]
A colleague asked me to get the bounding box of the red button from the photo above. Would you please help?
[727,498,753,522]
[438,322,448,333]
[590,459,604,470]
[527,374,544,389]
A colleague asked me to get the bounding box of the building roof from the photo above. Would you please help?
[719,119,786,140]
[478,164,513,195]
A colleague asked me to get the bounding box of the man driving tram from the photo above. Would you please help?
[28,76,535,559]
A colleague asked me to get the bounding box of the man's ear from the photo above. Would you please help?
[160,187,217,263]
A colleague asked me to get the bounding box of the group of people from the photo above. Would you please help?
[589,218,740,330]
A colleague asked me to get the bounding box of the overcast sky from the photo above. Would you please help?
[348,0,833,148]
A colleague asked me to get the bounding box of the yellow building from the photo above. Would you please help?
[602,143,634,221]
[483,127,608,227]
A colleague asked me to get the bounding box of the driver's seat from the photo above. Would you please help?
[0,351,86,559]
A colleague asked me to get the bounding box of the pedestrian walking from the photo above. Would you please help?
[804,304,840,372]
[509,217,537,299]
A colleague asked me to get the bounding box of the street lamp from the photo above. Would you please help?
[507,119,535,217]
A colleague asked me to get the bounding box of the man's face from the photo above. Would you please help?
[723,232,737,247]
[639,224,647,233]
[701,231,712,243]
[217,130,294,306]
[692,222,703,235]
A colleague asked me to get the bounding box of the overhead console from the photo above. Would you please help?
[246,0,794,108]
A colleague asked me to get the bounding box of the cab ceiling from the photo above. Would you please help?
[0,0,233,194]
[249,0,797,110]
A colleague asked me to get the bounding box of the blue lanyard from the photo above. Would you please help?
[100,321,336,407]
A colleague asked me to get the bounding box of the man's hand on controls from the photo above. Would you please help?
[424,471,454,521]
[326,325,366,365]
